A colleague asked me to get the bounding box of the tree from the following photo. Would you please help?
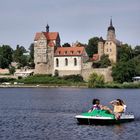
[0,55,9,68]
[117,44,133,62]
[133,45,140,57]
[0,45,13,68]
[28,43,35,68]
[86,37,99,58]
[9,66,15,74]
[92,55,111,68]
[112,61,136,83]
[88,72,104,87]
[62,43,71,47]
[130,55,140,76]
[13,45,27,67]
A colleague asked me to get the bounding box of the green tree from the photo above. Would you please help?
[9,66,15,74]
[0,55,9,68]
[28,43,35,68]
[133,45,140,57]
[88,72,104,88]
[130,55,140,76]
[112,61,135,83]
[92,55,111,68]
[62,43,71,47]
[86,37,99,58]
[0,45,13,68]
[13,45,27,67]
[118,44,133,62]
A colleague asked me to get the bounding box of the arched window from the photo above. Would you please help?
[65,58,68,66]
[56,58,59,67]
[74,58,77,66]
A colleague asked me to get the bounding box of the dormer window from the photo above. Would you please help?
[58,51,61,55]
[70,51,74,54]
[77,51,81,54]
[64,51,68,55]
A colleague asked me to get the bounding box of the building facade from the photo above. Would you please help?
[54,46,89,76]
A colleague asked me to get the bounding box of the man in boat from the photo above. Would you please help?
[88,98,113,114]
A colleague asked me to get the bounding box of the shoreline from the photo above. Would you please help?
[0,82,140,89]
[0,84,88,88]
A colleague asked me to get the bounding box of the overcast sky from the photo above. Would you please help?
[0,0,140,49]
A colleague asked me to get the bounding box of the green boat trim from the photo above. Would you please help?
[82,110,115,119]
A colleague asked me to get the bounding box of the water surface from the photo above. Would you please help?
[0,88,139,140]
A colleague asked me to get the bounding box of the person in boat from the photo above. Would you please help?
[88,98,112,113]
[110,99,126,119]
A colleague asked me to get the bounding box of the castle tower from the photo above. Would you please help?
[107,18,116,41]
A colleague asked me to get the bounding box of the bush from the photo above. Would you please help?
[88,72,104,88]
[16,74,68,85]
[0,77,16,83]
[62,75,84,82]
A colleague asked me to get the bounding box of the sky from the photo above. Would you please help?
[0,0,140,50]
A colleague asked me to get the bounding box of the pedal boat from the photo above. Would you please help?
[75,110,134,125]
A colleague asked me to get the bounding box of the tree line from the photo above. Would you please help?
[0,44,34,71]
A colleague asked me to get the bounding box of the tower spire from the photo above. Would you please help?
[110,18,113,26]
[46,24,49,32]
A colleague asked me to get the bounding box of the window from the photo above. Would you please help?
[65,58,68,66]
[70,51,74,54]
[64,51,68,55]
[74,58,77,66]
[58,51,61,55]
[56,58,59,67]
[77,51,81,54]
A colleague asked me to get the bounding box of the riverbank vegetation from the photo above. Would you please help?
[15,74,86,86]
[1,73,140,88]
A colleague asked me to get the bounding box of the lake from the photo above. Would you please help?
[0,88,140,140]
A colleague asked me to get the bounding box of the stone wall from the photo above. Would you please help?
[34,63,53,75]
[81,67,113,82]
[56,70,81,77]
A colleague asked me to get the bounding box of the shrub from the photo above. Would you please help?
[88,72,104,88]
[0,77,16,83]
[62,75,84,82]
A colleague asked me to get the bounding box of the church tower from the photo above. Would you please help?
[104,18,117,63]
[107,18,116,41]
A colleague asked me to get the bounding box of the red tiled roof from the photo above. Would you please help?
[34,32,59,41]
[44,32,59,40]
[55,47,85,56]
[34,32,41,41]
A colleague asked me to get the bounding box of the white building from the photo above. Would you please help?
[54,46,89,76]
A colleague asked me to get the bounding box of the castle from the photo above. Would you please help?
[34,19,121,81]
